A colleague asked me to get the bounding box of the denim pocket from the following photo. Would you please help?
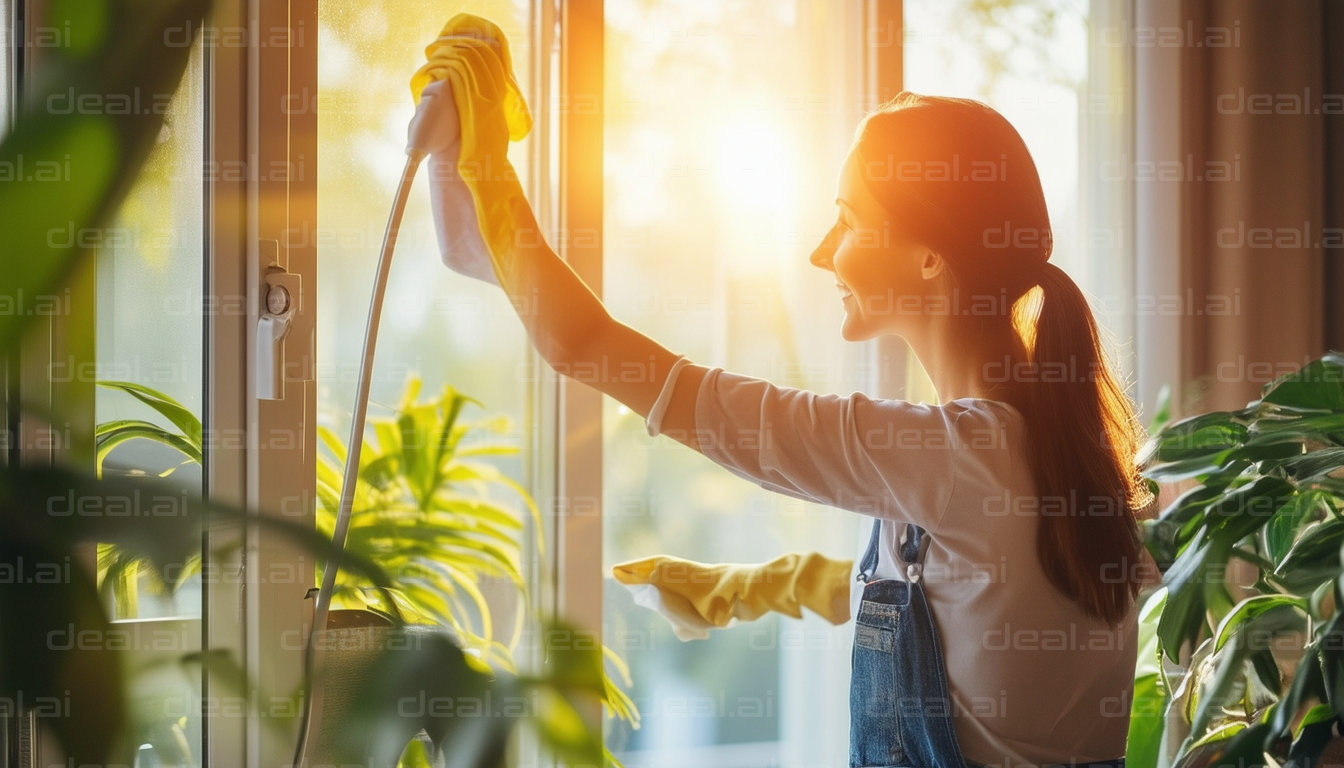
[855,624,894,652]
[849,583,908,768]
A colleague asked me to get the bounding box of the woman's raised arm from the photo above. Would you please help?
[503,209,709,447]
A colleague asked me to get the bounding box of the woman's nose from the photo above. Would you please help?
[810,223,839,270]
[809,243,831,270]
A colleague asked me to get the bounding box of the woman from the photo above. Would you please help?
[475,92,1152,767]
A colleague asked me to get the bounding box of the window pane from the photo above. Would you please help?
[315,0,534,657]
[603,2,864,764]
[95,44,205,617]
[93,37,205,768]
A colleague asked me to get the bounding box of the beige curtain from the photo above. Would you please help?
[1180,0,1343,412]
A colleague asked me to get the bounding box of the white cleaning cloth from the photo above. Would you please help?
[412,79,497,286]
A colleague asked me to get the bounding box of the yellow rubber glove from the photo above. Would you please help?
[410,14,532,288]
[612,553,854,641]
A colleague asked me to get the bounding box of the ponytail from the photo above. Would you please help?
[1015,263,1151,625]
[856,93,1153,626]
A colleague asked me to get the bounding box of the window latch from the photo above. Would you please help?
[256,239,304,400]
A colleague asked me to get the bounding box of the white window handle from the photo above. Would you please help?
[256,240,303,400]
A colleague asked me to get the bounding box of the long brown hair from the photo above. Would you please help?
[854,93,1153,625]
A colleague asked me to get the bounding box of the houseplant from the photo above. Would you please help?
[314,377,534,668]
[1129,352,1344,767]
[93,375,640,763]
[313,376,640,727]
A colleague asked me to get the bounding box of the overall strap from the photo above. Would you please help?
[856,520,932,583]
[897,523,931,584]
[855,518,882,582]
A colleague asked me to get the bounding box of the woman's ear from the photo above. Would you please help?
[920,250,946,281]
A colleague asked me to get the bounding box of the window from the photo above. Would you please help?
[93,36,207,768]
[95,42,206,619]
[314,0,538,689]
[316,0,536,443]
[601,2,867,763]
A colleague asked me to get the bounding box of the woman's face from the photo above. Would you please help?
[810,148,941,342]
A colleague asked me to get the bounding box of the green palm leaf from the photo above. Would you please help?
[96,381,202,448]
[317,374,638,741]
[95,420,202,477]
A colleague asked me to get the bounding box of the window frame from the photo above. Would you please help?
[226,0,318,764]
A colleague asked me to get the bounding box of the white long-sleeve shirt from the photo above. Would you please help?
[666,365,1137,767]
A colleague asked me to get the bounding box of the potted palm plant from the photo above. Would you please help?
[95,374,640,764]
[312,376,639,726]
[1128,352,1344,768]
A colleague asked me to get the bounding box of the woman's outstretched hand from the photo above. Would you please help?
[412,13,531,288]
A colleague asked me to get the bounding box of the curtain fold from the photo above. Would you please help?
[1179,0,1337,412]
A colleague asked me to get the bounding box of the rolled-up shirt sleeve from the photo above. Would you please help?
[693,367,961,532]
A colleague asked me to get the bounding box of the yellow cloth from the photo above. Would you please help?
[409,14,532,287]
[612,553,854,641]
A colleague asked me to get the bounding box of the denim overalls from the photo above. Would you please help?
[850,518,965,768]
[849,519,1126,768]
